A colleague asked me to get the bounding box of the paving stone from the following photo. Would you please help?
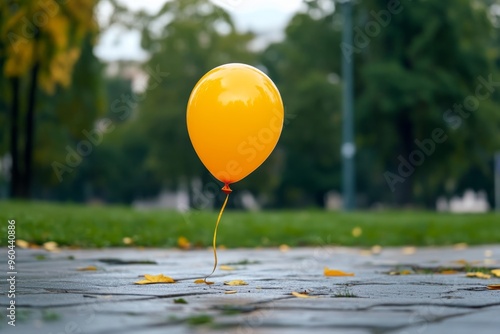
[390,305,500,334]
[1,245,499,334]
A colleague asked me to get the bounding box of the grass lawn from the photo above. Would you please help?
[0,201,499,248]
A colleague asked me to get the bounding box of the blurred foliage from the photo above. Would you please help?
[1,0,500,208]
[262,8,343,207]
[34,35,106,195]
[137,0,255,189]
[1,0,98,92]
[0,0,101,197]
[355,0,500,206]
[92,0,258,205]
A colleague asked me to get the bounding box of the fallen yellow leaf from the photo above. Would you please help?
[279,244,290,252]
[16,239,30,249]
[491,269,500,277]
[453,243,468,250]
[466,272,491,279]
[225,290,237,294]
[371,245,382,254]
[477,273,491,279]
[402,246,416,255]
[351,227,362,238]
[77,266,97,271]
[177,236,191,250]
[224,280,248,286]
[324,267,354,277]
[43,241,59,252]
[484,258,495,265]
[219,265,235,271]
[122,237,133,245]
[194,279,214,285]
[440,270,458,275]
[487,284,500,290]
[389,270,412,275]
[135,274,175,285]
[291,291,317,298]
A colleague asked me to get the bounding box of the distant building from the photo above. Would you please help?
[436,189,490,213]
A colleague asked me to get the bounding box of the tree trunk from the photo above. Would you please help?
[9,77,21,198]
[21,62,40,198]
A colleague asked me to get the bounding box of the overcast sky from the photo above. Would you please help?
[94,0,306,61]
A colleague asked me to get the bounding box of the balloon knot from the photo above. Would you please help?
[222,184,232,194]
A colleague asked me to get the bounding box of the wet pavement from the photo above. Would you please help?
[1,245,499,334]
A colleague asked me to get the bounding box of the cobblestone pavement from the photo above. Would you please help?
[1,245,499,334]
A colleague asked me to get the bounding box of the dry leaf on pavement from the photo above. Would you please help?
[177,236,191,250]
[440,270,459,275]
[219,265,235,271]
[224,280,248,286]
[491,269,500,277]
[77,266,97,271]
[371,245,382,254]
[279,244,290,252]
[16,239,30,248]
[402,246,416,255]
[324,267,355,277]
[43,241,59,252]
[291,291,317,298]
[135,274,175,285]
[487,284,500,290]
[389,270,413,275]
[466,272,491,279]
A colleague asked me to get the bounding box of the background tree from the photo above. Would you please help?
[261,6,343,207]
[132,0,256,202]
[33,35,106,199]
[355,0,500,206]
[2,0,499,208]
[261,0,500,208]
[1,0,99,198]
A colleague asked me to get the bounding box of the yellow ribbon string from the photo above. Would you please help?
[203,192,230,284]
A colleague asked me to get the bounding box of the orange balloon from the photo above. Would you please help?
[187,63,284,191]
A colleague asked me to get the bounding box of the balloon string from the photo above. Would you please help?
[204,192,230,283]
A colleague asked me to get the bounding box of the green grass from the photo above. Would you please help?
[186,314,213,326]
[333,286,358,298]
[0,201,499,248]
[41,310,61,322]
